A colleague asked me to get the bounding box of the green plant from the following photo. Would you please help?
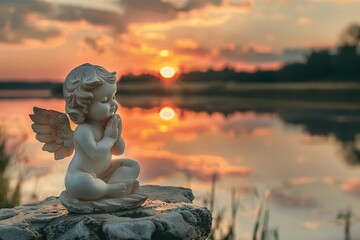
[0,131,22,208]
[337,208,352,240]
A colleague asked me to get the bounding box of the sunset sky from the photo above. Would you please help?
[0,0,360,81]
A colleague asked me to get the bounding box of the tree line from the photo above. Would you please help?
[120,23,360,84]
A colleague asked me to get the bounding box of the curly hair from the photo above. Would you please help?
[63,63,117,124]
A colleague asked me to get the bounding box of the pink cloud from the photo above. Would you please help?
[218,112,274,136]
[271,189,319,208]
[284,177,317,186]
[128,149,251,182]
[283,176,339,187]
[302,219,341,230]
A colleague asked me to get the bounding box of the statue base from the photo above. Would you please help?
[60,190,148,213]
[0,185,211,240]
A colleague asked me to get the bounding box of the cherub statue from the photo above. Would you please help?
[30,63,147,213]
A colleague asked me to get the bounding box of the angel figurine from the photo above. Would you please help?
[30,63,147,213]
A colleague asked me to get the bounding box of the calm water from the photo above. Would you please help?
[1,95,360,240]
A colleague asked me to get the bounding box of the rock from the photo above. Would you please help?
[0,209,17,220]
[141,185,195,203]
[0,225,38,240]
[103,220,156,239]
[0,185,211,240]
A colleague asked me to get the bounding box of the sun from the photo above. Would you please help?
[159,66,176,79]
[159,107,176,120]
[160,50,170,57]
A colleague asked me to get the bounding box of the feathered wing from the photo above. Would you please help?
[30,107,74,160]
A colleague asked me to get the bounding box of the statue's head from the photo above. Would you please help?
[63,63,117,124]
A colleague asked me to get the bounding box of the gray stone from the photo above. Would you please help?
[141,185,195,203]
[152,212,195,239]
[0,185,211,240]
[0,209,17,220]
[103,220,156,239]
[0,225,37,240]
[48,216,99,240]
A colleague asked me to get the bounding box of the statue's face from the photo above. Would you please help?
[86,81,118,123]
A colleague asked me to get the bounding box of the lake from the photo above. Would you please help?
[0,94,359,240]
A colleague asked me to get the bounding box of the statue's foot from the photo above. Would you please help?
[108,179,140,195]
[124,179,140,194]
[132,179,140,194]
[107,183,127,198]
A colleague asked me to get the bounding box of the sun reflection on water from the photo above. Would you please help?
[159,106,176,120]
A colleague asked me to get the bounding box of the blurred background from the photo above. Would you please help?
[1,0,360,239]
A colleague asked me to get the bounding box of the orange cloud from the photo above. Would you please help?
[173,132,198,142]
[341,179,360,195]
[303,221,321,230]
[119,106,216,146]
[241,42,273,54]
[119,105,277,147]
[175,39,199,49]
[297,17,312,26]
[251,128,271,136]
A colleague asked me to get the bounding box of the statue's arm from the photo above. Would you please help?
[112,137,125,155]
[111,115,125,155]
[75,125,116,161]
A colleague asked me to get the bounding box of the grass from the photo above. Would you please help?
[0,131,21,208]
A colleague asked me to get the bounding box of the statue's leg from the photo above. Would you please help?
[65,172,126,200]
[106,158,140,194]
[106,158,140,181]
